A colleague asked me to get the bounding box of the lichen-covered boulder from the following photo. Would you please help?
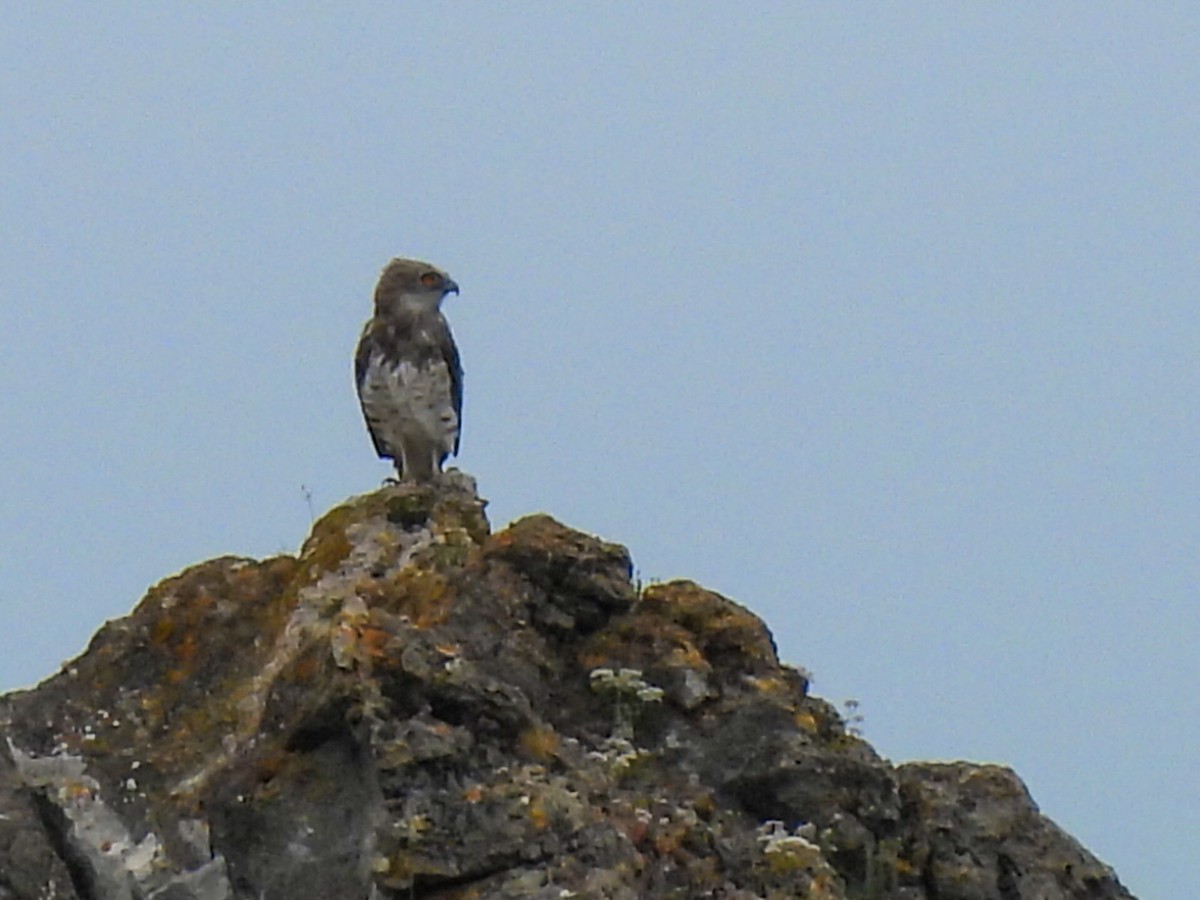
[0,475,1133,899]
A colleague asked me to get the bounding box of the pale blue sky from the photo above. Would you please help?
[3,6,1195,896]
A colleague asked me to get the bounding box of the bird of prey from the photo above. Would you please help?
[354,257,463,482]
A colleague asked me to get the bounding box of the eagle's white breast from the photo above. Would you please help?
[359,350,459,480]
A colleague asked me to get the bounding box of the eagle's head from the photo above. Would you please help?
[373,257,459,319]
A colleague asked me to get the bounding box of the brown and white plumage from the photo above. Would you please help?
[354,258,463,481]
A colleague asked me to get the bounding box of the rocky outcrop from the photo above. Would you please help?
[0,475,1133,899]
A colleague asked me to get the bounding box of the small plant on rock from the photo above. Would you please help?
[588,667,664,741]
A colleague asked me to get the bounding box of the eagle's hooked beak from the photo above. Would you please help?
[443,278,460,296]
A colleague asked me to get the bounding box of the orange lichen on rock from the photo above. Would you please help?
[0,476,1135,900]
[639,580,780,668]
[385,568,452,628]
[518,724,560,762]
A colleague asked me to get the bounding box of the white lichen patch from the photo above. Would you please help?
[5,739,219,898]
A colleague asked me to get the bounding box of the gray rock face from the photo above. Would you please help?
[0,479,1134,899]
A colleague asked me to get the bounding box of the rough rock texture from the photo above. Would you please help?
[0,476,1134,899]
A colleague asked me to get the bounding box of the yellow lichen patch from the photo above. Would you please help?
[639,580,778,668]
[293,526,354,588]
[528,797,550,831]
[578,613,709,682]
[64,781,94,802]
[487,529,515,550]
[384,569,452,628]
[483,515,632,590]
[150,617,175,646]
[430,495,491,545]
[518,724,560,762]
[665,643,709,671]
[745,674,791,697]
[298,495,375,555]
[487,515,563,553]
[794,710,820,732]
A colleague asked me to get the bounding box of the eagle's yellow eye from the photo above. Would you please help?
[420,272,442,288]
